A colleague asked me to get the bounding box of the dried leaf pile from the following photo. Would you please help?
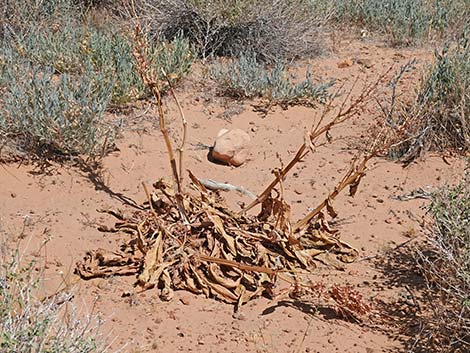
[76,172,361,305]
[75,27,390,310]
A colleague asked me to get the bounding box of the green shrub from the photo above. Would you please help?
[210,53,333,106]
[388,32,470,160]
[0,59,115,158]
[1,12,193,159]
[331,0,470,46]
[9,24,193,104]
[135,0,328,61]
[0,244,107,352]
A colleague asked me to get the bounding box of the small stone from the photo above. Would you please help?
[337,59,353,68]
[211,128,251,166]
[356,58,374,68]
[10,192,16,198]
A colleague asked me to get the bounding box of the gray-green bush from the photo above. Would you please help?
[210,53,334,106]
[10,24,193,104]
[331,0,470,46]
[0,0,79,36]
[414,170,470,351]
[0,59,116,158]
[0,1,193,160]
[0,244,107,352]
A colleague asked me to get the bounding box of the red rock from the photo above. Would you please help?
[211,128,251,166]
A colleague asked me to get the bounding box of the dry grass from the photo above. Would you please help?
[385,36,470,162]
[413,171,470,352]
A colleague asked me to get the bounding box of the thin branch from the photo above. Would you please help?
[162,68,187,190]
[292,154,372,232]
[240,72,388,215]
[133,26,188,224]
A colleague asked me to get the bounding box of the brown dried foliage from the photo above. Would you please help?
[75,28,387,316]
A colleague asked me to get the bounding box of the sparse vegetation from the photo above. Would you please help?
[387,33,470,161]
[412,169,470,352]
[10,25,193,104]
[210,53,334,106]
[1,0,470,351]
[0,241,106,352]
[0,0,193,160]
[0,58,116,158]
[331,0,470,46]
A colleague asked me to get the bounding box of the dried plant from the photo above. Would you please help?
[413,171,470,352]
[380,35,470,164]
[129,0,329,61]
[76,28,389,311]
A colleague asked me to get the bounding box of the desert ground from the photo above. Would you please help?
[1,32,467,353]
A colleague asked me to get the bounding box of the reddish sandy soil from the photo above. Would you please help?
[0,38,466,352]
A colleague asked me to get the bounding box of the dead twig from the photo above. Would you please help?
[162,68,187,190]
[133,26,189,224]
[241,71,389,215]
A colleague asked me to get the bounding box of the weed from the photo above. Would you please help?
[413,169,470,351]
[0,0,80,36]
[210,53,333,107]
[9,24,193,104]
[0,19,193,159]
[331,0,470,46]
[0,243,107,352]
[387,33,470,161]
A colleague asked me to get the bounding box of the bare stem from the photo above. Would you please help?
[133,26,188,224]
[162,68,187,191]
[240,72,388,216]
